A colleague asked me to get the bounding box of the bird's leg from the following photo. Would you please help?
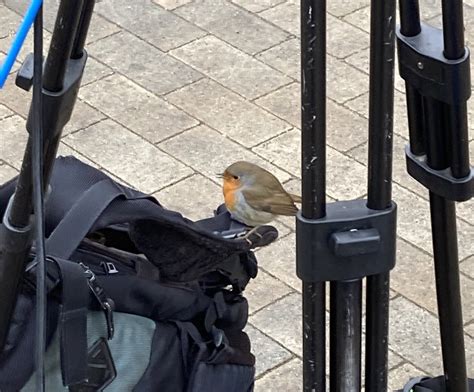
[242,225,263,246]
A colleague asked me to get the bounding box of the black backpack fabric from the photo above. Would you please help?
[0,156,278,391]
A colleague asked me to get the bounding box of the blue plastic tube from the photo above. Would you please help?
[0,0,43,88]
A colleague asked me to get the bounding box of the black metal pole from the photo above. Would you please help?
[329,280,362,392]
[365,0,396,391]
[397,0,471,389]
[0,0,87,350]
[300,0,327,390]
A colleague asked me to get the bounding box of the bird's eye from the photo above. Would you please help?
[233,175,239,180]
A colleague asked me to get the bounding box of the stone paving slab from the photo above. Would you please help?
[0,1,473,391]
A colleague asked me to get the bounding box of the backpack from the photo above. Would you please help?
[0,155,279,391]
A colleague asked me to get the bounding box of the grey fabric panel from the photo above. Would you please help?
[22,311,156,391]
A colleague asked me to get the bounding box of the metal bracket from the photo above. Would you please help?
[406,145,474,201]
[296,199,397,282]
[15,51,88,141]
[396,22,471,105]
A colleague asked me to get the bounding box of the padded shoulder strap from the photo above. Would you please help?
[46,180,125,260]
[55,259,89,386]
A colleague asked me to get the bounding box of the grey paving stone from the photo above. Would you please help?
[327,14,370,59]
[0,5,20,38]
[0,51,20,75]
[326,100,369,152]
[56,142,100,169]
[461,255,474,279]
[0,104,13,120]
[255,358,302,390]
[4,0,61,33]
[255,233,300,292]
[327,0,370,17]
[259,1,300,36]
[79,74,197,142]
[245,324,293,377]
[466,322,474,338]
[166,79,290,147]
[388,363,429,392]
[0,72,32,117]
[256,38,300,81]
[0,26,52,67]
[256,83,367,151]
[348,133,427,198]
[253,129,368,200]
[250,292,303,356]
[159,124,292,183]
[88,31,202,96]
[84,14,122,44]
[344,90,409,139]
[327,55,370,104]
[245,269,294,315]
[0,115,27,169]
[345,47,406,93]
[95,0,205,52]
[64,119,193,194]
[393,183,474,260]
[170,36,291,100]
[233,0,284,13]
[175,1,291,55]
[63,99,107,136]
[392,238,474,322]
[81,57,114,87]
[154,174,222,221]
[152,0,192,10]
[343,5,371,33]
[389,296,474,376]
[0,162,18,184]
[255,82,299,127]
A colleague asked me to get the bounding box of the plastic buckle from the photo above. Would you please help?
[296,199,397,282]
[79,263,115,340]
[100,261,119,274]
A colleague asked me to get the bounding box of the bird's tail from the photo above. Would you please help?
[289,193,302,203]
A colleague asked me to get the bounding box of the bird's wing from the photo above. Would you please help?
[289,193,302,203]
[242,187,298,216]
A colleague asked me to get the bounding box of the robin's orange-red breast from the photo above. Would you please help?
[218,161,301,227]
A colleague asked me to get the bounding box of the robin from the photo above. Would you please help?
[218,161,301,227]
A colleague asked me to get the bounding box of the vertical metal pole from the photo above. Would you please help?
[365,0,396,391]
[300,0,327,390]
[329,280,362,392]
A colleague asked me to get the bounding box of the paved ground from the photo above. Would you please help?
[0,0,473,390]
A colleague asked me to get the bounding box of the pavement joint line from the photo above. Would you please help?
[63,110,203,189]
[250,79,296,103]
[93,4,209,55]
[248,289,298,317]
[328,3,372,19]
[167,39,294,102]
[253,355,297,381]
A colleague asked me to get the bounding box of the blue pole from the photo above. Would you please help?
[0,0,43,88]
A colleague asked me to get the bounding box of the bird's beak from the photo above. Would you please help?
[216,173,224,179]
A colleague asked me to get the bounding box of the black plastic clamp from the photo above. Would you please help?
[296,199,397,282]
[15,51,88,140]
[396,22,471,105]
[406,145,474,201]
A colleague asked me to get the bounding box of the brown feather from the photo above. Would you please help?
[242,188,298,216]
[289,193,302,203]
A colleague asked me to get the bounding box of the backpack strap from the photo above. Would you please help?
[46,180,125,259]
[54,258,89,386]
